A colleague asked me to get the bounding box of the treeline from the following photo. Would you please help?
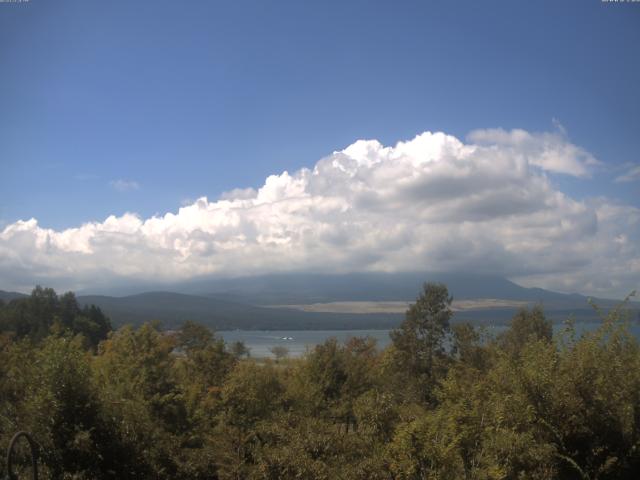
[0,284,639,479]
[0,286,111,348]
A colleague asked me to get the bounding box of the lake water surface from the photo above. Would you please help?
[219,329,393,358]
[219,322,640,358]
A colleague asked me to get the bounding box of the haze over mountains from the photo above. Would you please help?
[3,273,636,330]
[177,272,588,305]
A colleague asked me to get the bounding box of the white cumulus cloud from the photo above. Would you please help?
[0,130,637,297]
[467,128,600,177]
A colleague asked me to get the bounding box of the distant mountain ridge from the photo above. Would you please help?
[78,272,594,304]
[3,273,636,330]
[175,272,604,308]
[0,290,27,303]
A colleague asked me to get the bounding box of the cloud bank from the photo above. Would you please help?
[1,130,638,297]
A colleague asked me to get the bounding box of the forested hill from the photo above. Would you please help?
[75,292,402,330]
[0,290,27,303]
[76,272,638,328]
[2,273,638,329]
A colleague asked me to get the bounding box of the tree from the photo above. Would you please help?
[229,340,251,358]
[177,321,235,387]
[0,287,111,348]
[293,338,348,417]
[389,282,453,404]
[270,345,289,362]
[216,362,284,479]
[93,323,188,478]
[3,334,129,479]
[451,322,489,371]
[497,305,552,357]
[79,303,112,348]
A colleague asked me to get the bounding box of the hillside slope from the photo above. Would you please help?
[77,291,402,330]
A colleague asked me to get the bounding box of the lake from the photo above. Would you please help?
[219,322,640,358]
[219,329,393,358]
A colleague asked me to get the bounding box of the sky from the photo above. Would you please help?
[0,0,639,298]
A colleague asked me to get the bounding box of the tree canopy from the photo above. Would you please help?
[0,286,111,347]
[1,284,639,479]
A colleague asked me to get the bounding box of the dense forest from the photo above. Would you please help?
[0,284,639,479]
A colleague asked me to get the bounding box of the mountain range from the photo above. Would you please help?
[2,273,637,330]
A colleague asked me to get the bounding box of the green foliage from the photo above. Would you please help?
[496,305,552,357]
[229,340,251,358]
[0,334,131,479]
[389,282,453,404]
[221,362,284,429]
[451,322,490,371]
[0,286,111,348]
[177,320,235,390]
[1,284,640,479]
[92,323,189,477]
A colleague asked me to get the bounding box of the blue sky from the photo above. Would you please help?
[1,0,638,229]
[0,0,639,296]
